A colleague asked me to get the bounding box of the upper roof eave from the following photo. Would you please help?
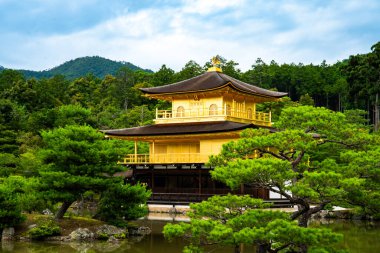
[140,71,287,98]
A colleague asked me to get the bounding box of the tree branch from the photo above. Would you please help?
[272,243,292,253]
[259,148,289,161]
[292,150,305,168]
[317,139,361,148]
[308,201,330,215]
[270,184,293,201]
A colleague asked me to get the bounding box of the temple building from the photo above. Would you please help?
[104,58,288,205]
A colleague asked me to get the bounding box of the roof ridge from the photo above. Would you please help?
[139,70,287,98]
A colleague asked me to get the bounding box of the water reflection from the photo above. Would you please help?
[1,219,379,253]
[310,219,380,253]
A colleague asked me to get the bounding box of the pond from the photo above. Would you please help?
[1,219,379,253]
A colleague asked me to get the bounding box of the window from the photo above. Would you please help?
[190,101,203,116]
[176,106,185,117]
[247,108,252,119]
[226,104,231,116]
[190,101,203,108]
[209,104,218,115]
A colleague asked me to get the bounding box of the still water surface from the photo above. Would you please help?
[1,219,379,253]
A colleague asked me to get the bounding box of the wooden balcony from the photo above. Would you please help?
[154,107,271,126]
[118,153,210,165]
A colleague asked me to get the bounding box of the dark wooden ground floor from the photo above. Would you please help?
[126,167,272,204]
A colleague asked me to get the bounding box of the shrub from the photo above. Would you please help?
[28,218,60,240]
[0,183,25,229]
[95,183,151,227]
[97,232,109,240]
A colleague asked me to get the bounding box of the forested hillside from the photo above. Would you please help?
[1,42,379,131]
[0,42,378,176]
[5,56,152,79]
[0,42,379,235]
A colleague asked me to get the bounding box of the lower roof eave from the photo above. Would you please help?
[102,120,273,140]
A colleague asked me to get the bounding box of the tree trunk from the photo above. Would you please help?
[256,243,269,253]
[338,93,341,112]
[298,212,309,227]
[55,201,73,220]
[299,244,308,253]
[234,244,241,253]
[375,93,379,131]
[298,212,310,253]
[124,98,128,112]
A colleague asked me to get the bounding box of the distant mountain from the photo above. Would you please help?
[7,56,152,79]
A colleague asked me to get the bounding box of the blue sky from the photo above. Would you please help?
[0,0,379,72]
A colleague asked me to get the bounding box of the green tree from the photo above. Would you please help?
[68,74,100,108]
[340,147,380,217]
[25,104,94,133]
[95,183,151,226]
[33,75,70,109]
[151,64,175,86]
[114,105,155,127]
[164,195,342,253]
[299,93,315,106]
[210,106,378,231]
[0,99,26,176]
[37,125,131,219]
[0,69,25,96]
[0,177,26,230]
[1,176,45,214]
[174,60,203,81]
[53,104,93,127]
[341,42,380,127]
[114,67,137,111]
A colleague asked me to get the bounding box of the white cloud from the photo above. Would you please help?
[0,0,379,72]
[182,0,246,15]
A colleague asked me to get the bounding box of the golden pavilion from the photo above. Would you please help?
[104,58,287,204]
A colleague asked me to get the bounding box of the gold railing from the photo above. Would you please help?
[155,107,271,125]
[119,153,210,164]
[119,154,150,164]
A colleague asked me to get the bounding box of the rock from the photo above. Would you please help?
[95,225,126,240]
[19,236,31,242]
[27,224,37,229]
[1,241,14,251]
[45,236,71,241]
[93,241,126,252]
[107,236,117,242]
[69,242,94,252]
[69,228,95,241]
[1,227,15,241]
[128,226,151,236]
[42,209,53,215]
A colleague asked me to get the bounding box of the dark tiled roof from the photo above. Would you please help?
[103,121,260,137]
[140,71,287,98]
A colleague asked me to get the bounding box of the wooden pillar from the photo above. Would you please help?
[134,140,137,162]
[152,141,155,163]
[269,110,272,124]
[198,169,202,195]
[151,168,154,191]
[243,100,246,117]
[232,99,235,117]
